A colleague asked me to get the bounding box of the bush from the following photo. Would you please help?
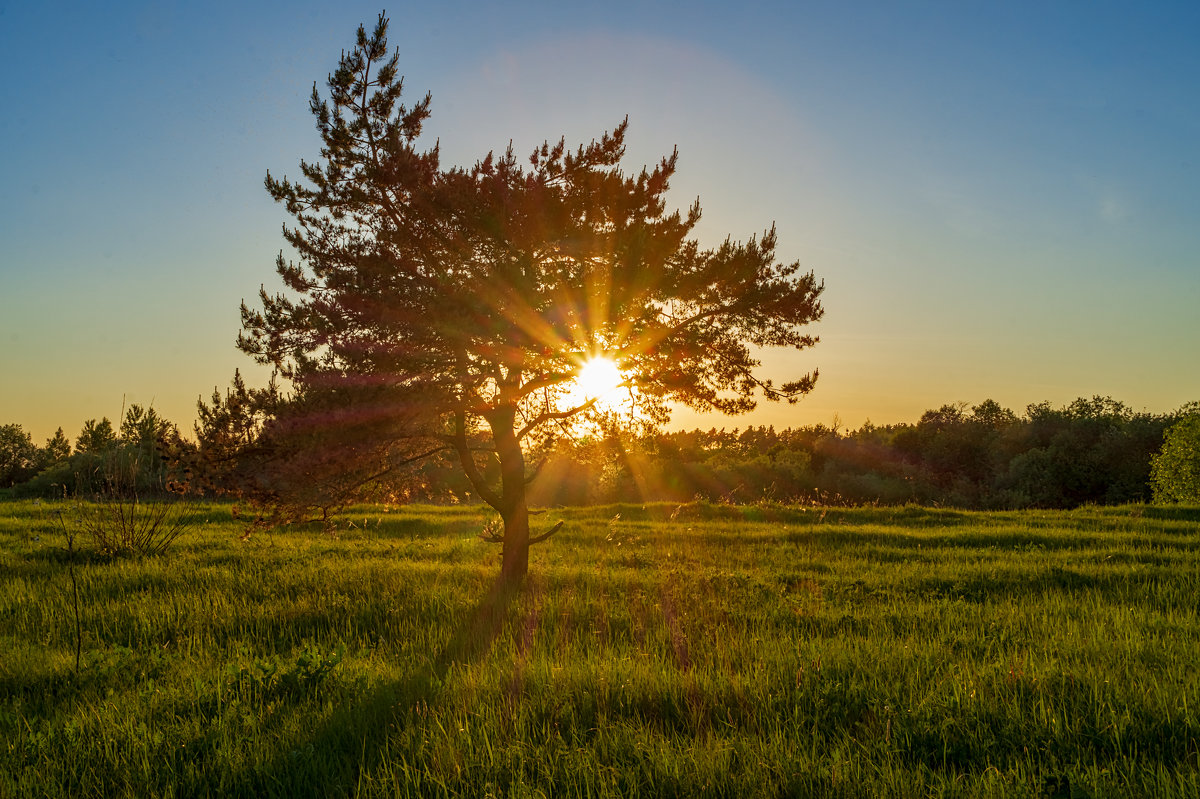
[1151,410,1200,503]
[70,448,199,556]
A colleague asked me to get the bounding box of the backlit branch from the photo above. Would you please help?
[516,398,599,441]
[529,521,564,546]
[452,411,502,509]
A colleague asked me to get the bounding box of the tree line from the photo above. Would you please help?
[520,396,1198,510]
[0,405,186,498]
[4,394,1197,511]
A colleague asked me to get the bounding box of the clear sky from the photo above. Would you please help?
[2,1,1198,443]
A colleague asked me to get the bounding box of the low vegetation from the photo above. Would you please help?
[3,500,1198,797]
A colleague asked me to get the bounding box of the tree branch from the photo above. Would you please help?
[516,398,598,441]
[452,411,502,510]
[528,520,563,546]
[524,455,548,485]
[340,443,451,495]
[512,370,574,402]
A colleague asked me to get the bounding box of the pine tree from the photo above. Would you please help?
[76,418,117,454]
[38,427,72,470]
[238,14,824,583]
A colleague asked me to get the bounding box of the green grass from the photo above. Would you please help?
[2,499,1199,797]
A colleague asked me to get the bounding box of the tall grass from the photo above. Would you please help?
[2,500,1198,797]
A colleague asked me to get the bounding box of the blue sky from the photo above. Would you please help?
[2,1,1198,441]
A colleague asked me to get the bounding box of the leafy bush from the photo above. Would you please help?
[222,641,347,701]
[1151,408,1200,503]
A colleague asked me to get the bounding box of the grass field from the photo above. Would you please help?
[2,500,1199,798]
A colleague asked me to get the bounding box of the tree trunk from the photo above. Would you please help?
[491,408,530,585]
[500,502,530,584]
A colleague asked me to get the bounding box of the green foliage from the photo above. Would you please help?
[1151,407,1200,503]
[222,640,347,700]
[2,501,1199,797]
[0,423,39,487]
[47,407,187,498]
[0,422,41,484]
[193,370,456,524]
[75,418,116,454]
[518,396,1180,510]
[5,394,1192,512]
[999,397,1168,507]
[37,428,71,471]
[118,404,173,465]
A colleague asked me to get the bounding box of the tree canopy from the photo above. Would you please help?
[1151,405,1200,503]
[0,424,39,488]
[236,14,824,582]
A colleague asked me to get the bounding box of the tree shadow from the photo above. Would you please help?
[434,579,521,669]
[1139,505,1200,523]
[178,577,523,798]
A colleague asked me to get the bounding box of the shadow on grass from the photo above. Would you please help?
[785,525,1199,555]
[1,645,175,717]
[798,567,1194,625]
[1138,505,1200,523]
[185,577,524,798]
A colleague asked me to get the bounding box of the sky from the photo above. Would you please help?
[2,0,1198,443]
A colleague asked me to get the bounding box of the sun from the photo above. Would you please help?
[554,355,641,425]
[574,357,624,401]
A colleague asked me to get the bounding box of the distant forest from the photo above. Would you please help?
[3,395,1196,512]
[523,396,1195,509]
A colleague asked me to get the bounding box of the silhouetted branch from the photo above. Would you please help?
[517,399,598,441]
[453,411,502,509]
[529,520,563,546]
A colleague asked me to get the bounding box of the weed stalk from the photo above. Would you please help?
[54,509,83,674]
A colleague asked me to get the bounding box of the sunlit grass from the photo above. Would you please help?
[2,500,1199,797]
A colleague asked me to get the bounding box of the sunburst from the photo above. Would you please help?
[575,357,622,399]
[562,356,627,412]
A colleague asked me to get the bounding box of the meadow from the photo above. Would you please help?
[2,500,1198,798]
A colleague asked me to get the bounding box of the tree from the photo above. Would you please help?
[120,405,172,454]
[37,427,72,471]
[76,418,117,454]
[238,14,824,583]
[999,396,1163,507]
[1151,405,1200,503]
[193,370,277,499]
[0,424,39,487]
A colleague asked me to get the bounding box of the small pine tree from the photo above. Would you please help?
[38,428,72,470]
[76,418,117,454]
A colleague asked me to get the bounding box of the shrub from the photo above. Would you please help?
[1151,408,1200,503]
